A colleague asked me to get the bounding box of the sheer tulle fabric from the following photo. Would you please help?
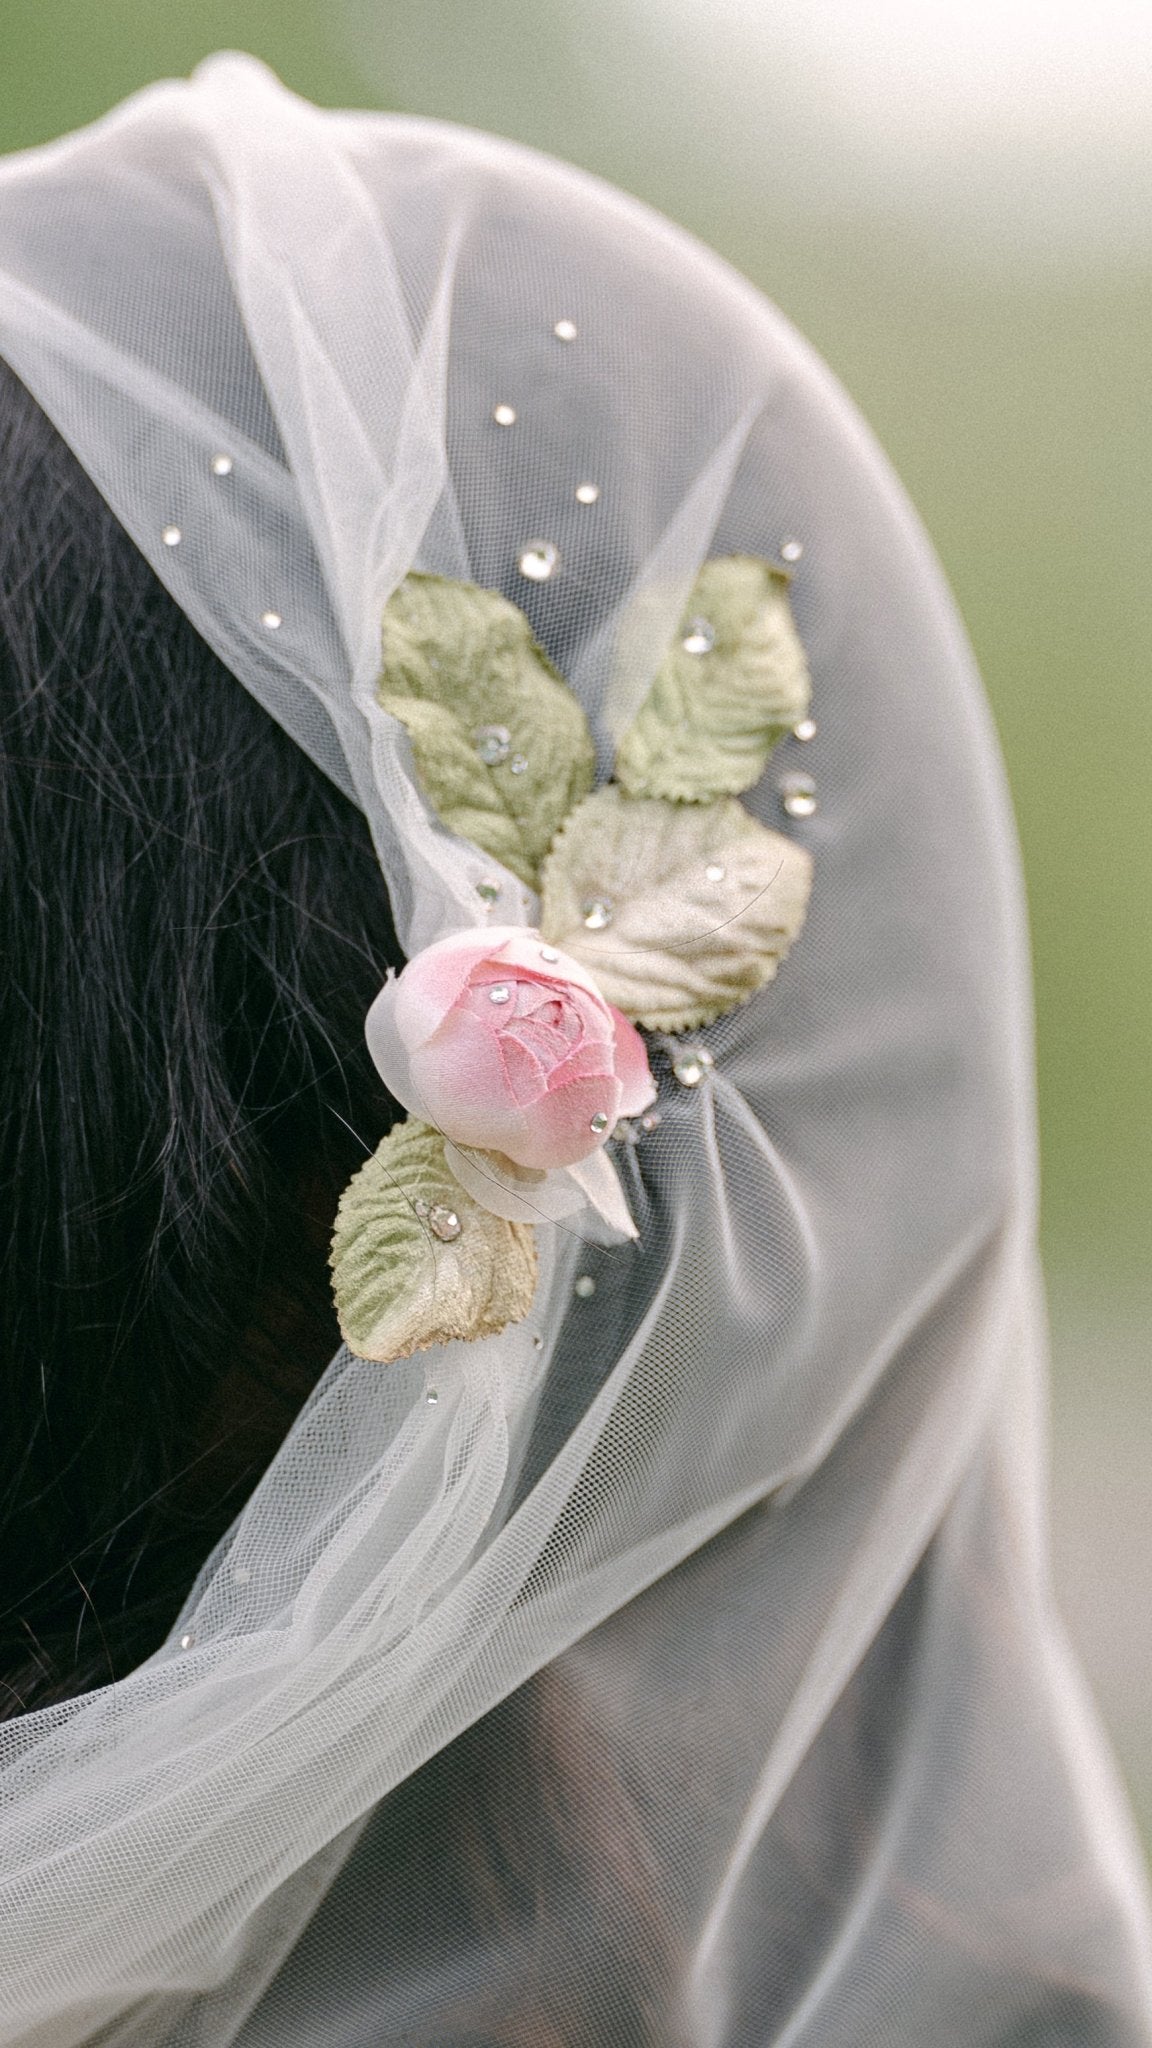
[0,55,1148,2048]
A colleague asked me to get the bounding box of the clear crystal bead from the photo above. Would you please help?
[681,618,715,655]
[793,717,817,743]
[475,878,501,905]
[492,403,517,426]
[162,525,182,547]
[539,945,560,962]
[518,540,560,582]
[488,984,511,1005]
[640,1111,662,1132]
[589,1111,610,1134]
[425,1388,440,1405]
[575,482,601,504]
[211,453,233,476]
[474,724,511,766]
[781,538,804,563]
[261,610,282,630]
[553,318,578,341]
[582,898,613,930]
[779,773,817,819]
[673,1047,715,1088]
[573,1274,596,1299]
[179,1632,196,1651]
[428,1205,462,1242]
[705,862,726,882]
[509,753,528,774]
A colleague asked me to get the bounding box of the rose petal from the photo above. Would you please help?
[393,925,527,1047]
[365,976,434,1120]
[511,1071,624,1171]
[410,1009,527,1154]
[565,1146,639,1240]
[610,1008,658,1117]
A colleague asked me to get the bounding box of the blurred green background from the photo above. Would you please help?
[3,0,1148,1839]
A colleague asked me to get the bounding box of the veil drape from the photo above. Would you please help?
[0,55,1148,2047]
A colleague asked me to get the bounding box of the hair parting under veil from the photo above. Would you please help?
[0,52,1149,2048]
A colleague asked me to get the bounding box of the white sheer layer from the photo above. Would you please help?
[0,55,1148,2048]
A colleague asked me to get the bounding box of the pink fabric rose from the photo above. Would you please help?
[366,926,656,1172]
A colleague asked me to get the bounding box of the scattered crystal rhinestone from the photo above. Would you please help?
[518,539,560,582]
[781,538,804,562]
[475,878,501,905]
[261,610,282,630]
[474,724,512,766]
[425,1388,440,1405]
[553,318,578,341]
[539,944,560,962]
[681,618,715,655]
[492,403,517,426]
[639,1111,662,1132]
[589,1111,610,1134]
[162,525,182,547]
[793,717,817,743]
[673,1047,715,1088]
[705,862,726,882]
[575,481,601,504]
[779,773,817,819]
[509,753,528,775]
[232,1565,251,1586]
[488,984,511,1005]
[581,897,613,930]
[211,453,234,476]
[574,1274,596,1299]
[179,1633,196,1651]
[428,1205,462,1242]
[532,1333,545,1350]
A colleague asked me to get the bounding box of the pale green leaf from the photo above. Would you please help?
[539,785,812,1032]
[330,1118,538,1364]
[614,556,812,803]
[378,573,596,889]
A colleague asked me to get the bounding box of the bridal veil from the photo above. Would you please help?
[0,54,1148,2047]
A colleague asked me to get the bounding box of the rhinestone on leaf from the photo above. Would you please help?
[553,318,578,341]
[476,878,501,905]
[493,403,517,426]
[518,539,560,582]
[261,610,282,631]
[681,618,715,655]
[428,1205,462,1242]
[705,862,726,882]
[779,773,817,819]
[582,897,613,931]
[509,753,528,775]
[673,1047,715,1088]
[211,453,234,476]
[539,944,560,962]
[575,482,601,504]
[488,984,511,1006]
[793,717,817,743]
[474,724,512,766]
[781,538,804,562]
[589,1111,610,1134]
[162,525,182,547]
[574,1274,596,1299]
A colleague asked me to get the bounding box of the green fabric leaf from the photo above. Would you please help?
[330,1118,538,1364]
[539,785,812,1032]
[613,556,812,803]
[378,572,596,889]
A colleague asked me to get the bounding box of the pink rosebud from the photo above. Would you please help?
[366,927,656,1172]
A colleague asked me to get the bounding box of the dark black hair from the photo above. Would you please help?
[0,359,401,1711]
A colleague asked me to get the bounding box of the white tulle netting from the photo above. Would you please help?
[0,53,1149,2048]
